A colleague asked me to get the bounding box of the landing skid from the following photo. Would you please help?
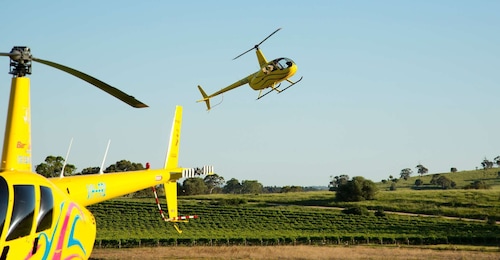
[257,76,303,100]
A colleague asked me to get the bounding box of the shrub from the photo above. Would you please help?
[464,180,491,190]
[374,208,386,217]
[342,206,369,215]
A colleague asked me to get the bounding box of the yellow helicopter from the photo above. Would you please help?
[197,28,302,110]
[0,47,213,259]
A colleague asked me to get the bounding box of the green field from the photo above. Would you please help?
[88,169,500,248]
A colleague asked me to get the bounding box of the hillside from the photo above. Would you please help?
[88,169,500,248]
[377,167,500,190]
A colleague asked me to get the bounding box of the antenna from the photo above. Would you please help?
[99,139,111,174]
[60,138,74,178]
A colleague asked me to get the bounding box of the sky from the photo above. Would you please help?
[1,1,499,187]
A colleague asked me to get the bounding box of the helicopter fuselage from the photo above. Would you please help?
[248,57,298,90]
[0,171,96,259]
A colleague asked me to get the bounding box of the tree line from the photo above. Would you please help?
[34,156,321,197]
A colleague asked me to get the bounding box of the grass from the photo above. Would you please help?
[89,168,500,259]
[177,187,500,220]
[90,245,500,260]
[378,168,500,190]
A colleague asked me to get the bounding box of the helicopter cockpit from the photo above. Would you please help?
[262,58,295,74]
[0,175,54,244]
[272,58,295,70]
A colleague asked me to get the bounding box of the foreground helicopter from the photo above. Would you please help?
[197,28,303,110]
[0,47,213,259]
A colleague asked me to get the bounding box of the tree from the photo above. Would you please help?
[481,158,493,169]
[464,180,491,190]
[104,160,144,172]
[80,167,100,175]
[329,174,349,191]
[335,176,378,202]
[35,155,76,177]
[494,156,500,167]
[450,167,457,173]
[241,180,263,194]
[415,164,428,177]
[430,174,440,185]
[414,179,423,188]
[400,168,413,181]
[223,178,242,194]
[204,174,225,194]
[436,175,456,189]
[281,186,303,193]
[181,177,207,195]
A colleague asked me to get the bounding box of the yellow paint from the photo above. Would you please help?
[0,73,200,260]
[196,29,302,110]
[1,77,32,172]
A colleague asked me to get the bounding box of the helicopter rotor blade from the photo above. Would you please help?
[232,28,282,60]
[31,57,148,108]
[257,27,281,46]
[0,52,17,58]
[232,47,254,60]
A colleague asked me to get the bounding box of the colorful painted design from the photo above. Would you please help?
[87,182,106,199]
[25,201,87,260]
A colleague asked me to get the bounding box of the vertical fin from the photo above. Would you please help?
[164,181,178,220]
[1,77,32,172]
[164,105,182,220]
[164,106,182,169]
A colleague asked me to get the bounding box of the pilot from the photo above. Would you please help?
[262,64,274,74]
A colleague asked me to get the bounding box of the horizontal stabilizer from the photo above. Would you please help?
[197,85,211,110]
[182,166,214,178]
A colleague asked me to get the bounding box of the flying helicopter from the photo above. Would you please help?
[197,28,303,110]
[0,47,213,259]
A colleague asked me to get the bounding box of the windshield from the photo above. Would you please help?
[0,176,7,238]
[6,185,35,241]
[272,58,294,70]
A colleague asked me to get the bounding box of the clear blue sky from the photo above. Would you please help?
[1,1,499,187]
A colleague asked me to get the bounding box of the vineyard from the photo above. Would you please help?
[88,194,500,248]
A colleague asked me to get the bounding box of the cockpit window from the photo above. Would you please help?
[36,186,53,232]
[272,58,294,70]
[6,185,35,241]
[0,177,8,238]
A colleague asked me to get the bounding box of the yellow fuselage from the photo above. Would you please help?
[248,59,298,90]
[0,171,96,259]
[0,77,192,259]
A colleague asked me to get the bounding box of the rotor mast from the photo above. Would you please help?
[1,48,33,171]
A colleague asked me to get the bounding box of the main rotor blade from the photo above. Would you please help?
[257,27,281,46]
[232,47,254,60]
[232,28,282,60]
[0,52,14,57]
[32,57,148,108]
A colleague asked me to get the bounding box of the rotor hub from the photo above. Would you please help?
[8,46,32,77]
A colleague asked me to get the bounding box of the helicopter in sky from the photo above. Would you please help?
[0,47,213,259]
[197,28,303,110]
